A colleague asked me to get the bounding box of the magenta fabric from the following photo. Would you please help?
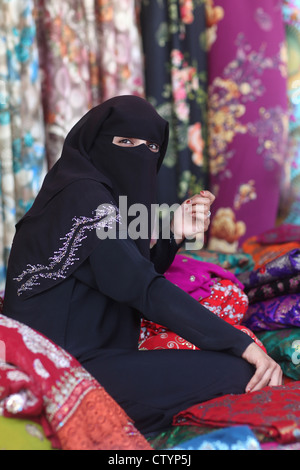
[164,254,244,301]
[207,0,288,249]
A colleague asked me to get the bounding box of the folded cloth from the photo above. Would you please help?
[0,313,151,450]
[245,273,300,304]
[256,329,300,381]
[164,254,245,301]
[170,425,261,450]
[242,294,300,331]
[237,249,300,305]
[256,224,300,245]
[173,382,300,444]
[242,234,300,270]
[238,249,300,291]
[179,248,255,275]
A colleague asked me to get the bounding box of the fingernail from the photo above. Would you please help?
[200,191,205,195]
[186,199,191,203]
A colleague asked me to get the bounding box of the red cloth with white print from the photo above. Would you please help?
[0,308,150,450]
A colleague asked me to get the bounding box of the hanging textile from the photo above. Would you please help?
[34,0,96,168]
[0,0,45,292]
[35,0,145,169]
[206,0,289,252]
[281,0,300,224]
[140,0,209,207]
[96,0,145,102]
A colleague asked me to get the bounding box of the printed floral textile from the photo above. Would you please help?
[35,0,145,168]
[245,273,300,304]
[243,293,300,331]
[256,224,300,245]
[0,309,151,450]
[237,248,300,303]
[170,425,261,450]
[179,248,255,275]
[281,0,300,224]
[242,236,300,269]
[140,0,209,206]
[256,328,300,381]
[206,0,288,252]
[0,0,45,292]
[173,381,300,444]
[239,249,300,289]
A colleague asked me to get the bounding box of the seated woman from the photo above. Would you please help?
[3,95,282,436]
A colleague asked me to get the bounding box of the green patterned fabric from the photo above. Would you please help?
[0,416,53,450]
[257,328,300,380]
[179,248,254,274]
[148,425,216,450]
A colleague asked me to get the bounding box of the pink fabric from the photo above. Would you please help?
[256,224,300,245]
[164,254,244,300]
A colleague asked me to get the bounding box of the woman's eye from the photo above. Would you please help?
[148,143,159,153]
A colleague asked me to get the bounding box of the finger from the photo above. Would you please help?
[186,195,211,206]
[185,200,210,214]
[246,360,281,393]
[268,365,283,387]
[191,209,211,223]
[245,365,268,393]
[200,190,216,203]
[247,368,272,393]
[204,217,211,231]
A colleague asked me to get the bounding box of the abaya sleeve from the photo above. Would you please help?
[150,231,182,274]
[88,236,253,357]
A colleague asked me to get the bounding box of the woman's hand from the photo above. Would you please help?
[242,342,283,393]
[171,190,215,245]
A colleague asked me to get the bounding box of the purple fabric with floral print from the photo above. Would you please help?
[237,248,300,304]
[242,293,300,331]
[206,0,288,251]
[238,249,300,289]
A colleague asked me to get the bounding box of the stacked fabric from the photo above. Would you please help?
[158,224,300,449]
[239,224,300,382]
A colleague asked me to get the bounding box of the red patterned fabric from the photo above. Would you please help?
[173,381,300,444]
[139,280,266,352]
[0,312,151,450]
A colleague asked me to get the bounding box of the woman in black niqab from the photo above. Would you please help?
[3,96,262,436]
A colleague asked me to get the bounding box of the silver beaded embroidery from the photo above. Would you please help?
[14,205,121,296]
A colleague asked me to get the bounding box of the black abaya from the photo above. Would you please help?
[3,96,255,435]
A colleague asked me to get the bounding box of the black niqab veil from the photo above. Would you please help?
[8,96,169,299]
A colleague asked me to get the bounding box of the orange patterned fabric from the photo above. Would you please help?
[56,389,151,450]
[242,236,300,269]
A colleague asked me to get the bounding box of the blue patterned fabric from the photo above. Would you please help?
[170,425,261,450]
